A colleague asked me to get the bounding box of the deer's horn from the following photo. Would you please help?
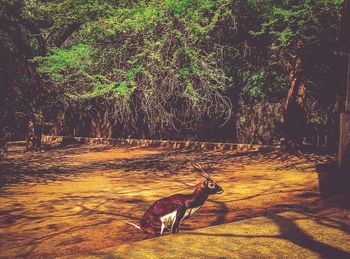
[193,162,208,178]
[192,161,216,183]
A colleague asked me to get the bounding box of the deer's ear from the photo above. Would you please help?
[201,180,208,188]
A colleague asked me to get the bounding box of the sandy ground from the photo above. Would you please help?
[0,141,346,258]
[94,211,350,258]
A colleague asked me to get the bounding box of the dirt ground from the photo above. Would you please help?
[0,141,347,258]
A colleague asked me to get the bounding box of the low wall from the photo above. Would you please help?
[42,135,281,152]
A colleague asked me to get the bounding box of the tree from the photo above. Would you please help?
[1,0,345,145]
[35,0,235,139]
[249,0,342,150]
[0,0,120,150]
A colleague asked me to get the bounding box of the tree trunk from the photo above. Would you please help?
[26,110,43,151]
[283,40,307,151]
[338,56,350,182]
[25,63,44,151]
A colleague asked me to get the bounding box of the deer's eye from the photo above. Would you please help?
[208,182,215,188]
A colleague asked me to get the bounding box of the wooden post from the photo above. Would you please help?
[347,56,350,112]
[338,56,350,178]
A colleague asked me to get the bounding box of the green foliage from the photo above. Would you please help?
[239,0,342,104]
[243,70,266,99]
[35,44,93,81]
[184,83,202,105]
[2,0,343,139]
[24,0,118,26]
[35,43,142,100]
[35,0,234,130]
[250,0,342,48]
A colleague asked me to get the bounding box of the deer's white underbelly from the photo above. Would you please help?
[160,211,177,234]
[159,206,201,234]
[181,206,201,221]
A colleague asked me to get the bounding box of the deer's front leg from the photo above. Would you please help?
[171,208,185,234]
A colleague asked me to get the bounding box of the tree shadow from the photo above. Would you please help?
[267,213,350,257]
[179,212,350,257]
[0,140,344,257]
[0,188,149,257]
[1,140,332,189]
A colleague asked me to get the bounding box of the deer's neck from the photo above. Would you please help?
[188,184,208,208]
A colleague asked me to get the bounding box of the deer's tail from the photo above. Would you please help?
[126,221,143,232]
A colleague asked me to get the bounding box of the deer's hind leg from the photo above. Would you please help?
[146,214,162,236]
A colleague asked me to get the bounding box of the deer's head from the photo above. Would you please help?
[193,161,223,195]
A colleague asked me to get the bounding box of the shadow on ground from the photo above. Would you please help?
[95,211,350,258]
[0,141,348,258]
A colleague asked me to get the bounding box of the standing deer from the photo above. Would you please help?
[127,161,224,236]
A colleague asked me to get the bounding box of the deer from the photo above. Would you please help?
[127,161,223,236]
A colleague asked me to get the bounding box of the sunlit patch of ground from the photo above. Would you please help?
[0,141,347,258]
[97,211,350,258]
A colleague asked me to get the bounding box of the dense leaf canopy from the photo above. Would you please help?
[0,0,345,142]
